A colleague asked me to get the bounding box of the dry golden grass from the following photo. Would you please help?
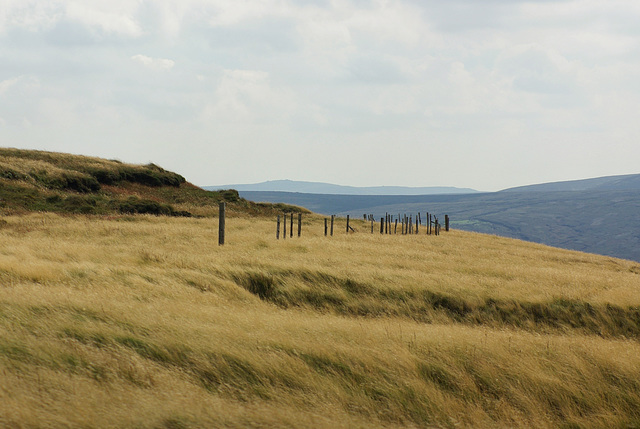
[1,212,640,428]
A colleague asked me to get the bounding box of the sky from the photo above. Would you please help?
[1,0,640,191]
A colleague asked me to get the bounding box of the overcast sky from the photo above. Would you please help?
[1,0,639,191]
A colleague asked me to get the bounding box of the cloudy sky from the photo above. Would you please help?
[1,0,639,191]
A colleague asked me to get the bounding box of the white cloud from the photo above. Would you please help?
[2,0,640,189]
[0,76,20,94]
[202,68,295,121]
[131,54,175,70]
[0,0,62,33]
[64,0,142,37]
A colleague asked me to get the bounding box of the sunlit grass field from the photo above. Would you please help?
[1,212,640,428]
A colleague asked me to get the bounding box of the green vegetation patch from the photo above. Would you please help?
[233,270,640,339]
[0,339,32,362]
[0,149,186,190]
[0,148,296,217]
[116,196,191,217]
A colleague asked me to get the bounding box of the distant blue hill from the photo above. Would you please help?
[203,180,479,195]
[219,173,640,263]
[502,173,640,192]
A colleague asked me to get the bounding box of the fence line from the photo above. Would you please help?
[273,212,450,241]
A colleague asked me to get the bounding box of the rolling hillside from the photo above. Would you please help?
[502,173,640,192]
[240,174,640,262]
[2,149,640,427]
[0,148,304,218]
[1,209,640,428]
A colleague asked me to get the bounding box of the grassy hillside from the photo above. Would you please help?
[241,189,640,262]
[0,148,305,217]
[1,209,640,428]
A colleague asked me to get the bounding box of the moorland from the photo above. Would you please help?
[1,149,640,428]
[238,177,640,262]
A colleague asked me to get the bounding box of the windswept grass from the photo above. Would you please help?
[1,212,639,428]
[0,148,306,217]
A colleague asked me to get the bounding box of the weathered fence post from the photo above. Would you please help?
[445,215,450,232]
[363,214,367,221]
[298,213,302,237]
[277,215,281,240]
[416,213,419,234]
[394,219,398,234]
[371,218,374,234]
[384,213,388,234]
[218,202,225,246]
[330,215,334,236]
[324,218,328,236]
[290,213,294,238]
[346,215,350,233]
[380,218,384,234]
[283,213,287,239]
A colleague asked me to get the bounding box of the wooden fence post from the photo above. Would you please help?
[346,215,350,233]
[283,213,286,239]
[324,218,328,236]
[445,215,450,232]
[277,215,281,240]
[371,218,374,234]
[416,213,419,234]
[330,215,334,236]
[298,213,302,237]
[394,219,398,234]
[290,213,293,238]
[380,218,384,234]
[218,202,225,246]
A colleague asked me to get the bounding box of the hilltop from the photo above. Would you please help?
[501,173,640,192]
[0,148,304,217]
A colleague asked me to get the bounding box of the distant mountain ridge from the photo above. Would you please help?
[502,173,640,192]
[231,173,640,262]
[204,179,479,195]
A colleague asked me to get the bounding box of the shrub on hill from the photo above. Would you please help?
[85,164,186,188]
[29,170,101,193]
[0,164,28,180]
[115,196,191,217]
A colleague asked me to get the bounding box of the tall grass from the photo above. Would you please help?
[1,212,639,427]
[0,148,307,218]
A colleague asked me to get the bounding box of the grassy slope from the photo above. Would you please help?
[1,211,640,428]
[0,148,305,217]
[239,188,640,262]
[2,149,640,428]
